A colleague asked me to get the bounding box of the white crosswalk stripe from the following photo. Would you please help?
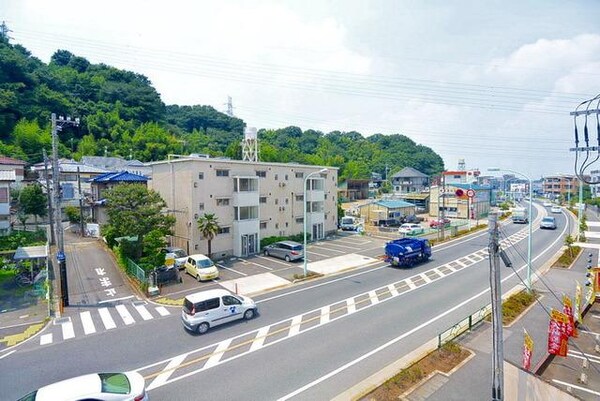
[40,333,52,345]
[80,311,96,335]
[134,304,153,320]
[99,307,117,330]
[61,321,75,340]
[116,304,135,325]
[156,306,170,316]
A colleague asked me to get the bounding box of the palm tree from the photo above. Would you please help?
[197,213,220,258]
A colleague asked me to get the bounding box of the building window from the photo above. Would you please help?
[256,171,266,178]
[234,177,258,192]
[285,222,289,227]
[259,196,267,204]
[218,227,230,234]
[285,174,288,180]
[216,169,229,177]
[295,172,304,178]
[260,222,267,229]
[234,206,258,220]
[199,203,204,211]
[285,198,289,204]
[275,174,278,180]
[275,199,279,205]
[216,198,230,206]
[198,172,204,179]
[0,188,7,203]
[295,194,304,201]
[275,223,279,229]
[296,217,304,224]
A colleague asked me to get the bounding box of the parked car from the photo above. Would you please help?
[17,371,148,401]
[540,216,557,230]
[184,254,219,282]
[403,214,425,224]
[161,246,188,270]
[542,201,553,207]
[398,223,425,235]
[376,218,402,227]
[263,240,303,262]
[551,206,562,214]
[181,289,257,334]
[152,265,182,286]
[429,218,451,229]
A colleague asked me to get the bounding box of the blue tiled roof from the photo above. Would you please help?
[90,171,148,183]
[451,183,491,191]
[374,200,416,208]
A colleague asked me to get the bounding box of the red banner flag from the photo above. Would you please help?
[562,295,577,338]
[548,309,568,357]
[522,329,534,371]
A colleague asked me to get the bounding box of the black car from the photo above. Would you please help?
[152,265,182,286]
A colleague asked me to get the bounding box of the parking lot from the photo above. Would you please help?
[155,232,388,299]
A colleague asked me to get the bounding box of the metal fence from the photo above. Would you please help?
[125,258,146,282]
[438,305,492,348]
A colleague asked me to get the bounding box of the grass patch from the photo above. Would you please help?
[553,246,582,268]
[360,342,470,401]
[292,271,323,281]
[483,290,537,325]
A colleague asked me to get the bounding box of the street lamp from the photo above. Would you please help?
[303,168,328,277]
[489,168,533,292]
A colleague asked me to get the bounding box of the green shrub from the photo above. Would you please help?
[260,234,305,250]
[0,230,46,251]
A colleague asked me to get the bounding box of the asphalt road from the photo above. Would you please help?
[0,203,571,400]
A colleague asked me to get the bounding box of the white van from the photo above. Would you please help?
[184,254,219,281]
[181,289,257,334]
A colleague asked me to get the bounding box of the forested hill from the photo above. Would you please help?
[0,35,444,180]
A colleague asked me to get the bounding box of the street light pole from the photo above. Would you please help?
[303,168,327,277]
[489,168,533,292]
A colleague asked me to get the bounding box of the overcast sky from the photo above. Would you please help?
[2,0,600,179]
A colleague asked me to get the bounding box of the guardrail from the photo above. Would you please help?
[437,304,492,348]
[125,258,146,282]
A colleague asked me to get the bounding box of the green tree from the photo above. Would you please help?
[64,205,80,224]
[138,229,168,270]
[104,184,174,258]
[19,183,48,227]
[197,213,220,258]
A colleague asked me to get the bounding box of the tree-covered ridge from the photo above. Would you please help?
[0,34,444,179]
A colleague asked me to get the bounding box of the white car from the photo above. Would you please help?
[543,201,553,207]
[398,223,425,235]
[17,371,147,401]
[551,206,562,213]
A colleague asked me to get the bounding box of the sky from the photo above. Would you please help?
[2,0,600,179]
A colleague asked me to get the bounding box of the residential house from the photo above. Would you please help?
[0,156,27,185]
[89,171,149,224]
[82,156,152,178]
[0,170,15,234]
[338,179,370,201]
[148,156,338,258]
[390,167,429,194]
[357,200,416,225]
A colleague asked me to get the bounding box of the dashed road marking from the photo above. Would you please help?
[40,333,52,345]
[249,326,270,352]
[289,315,302,337]
[147,354,188,391]
[320,306,330,324]
[204,339,233,369]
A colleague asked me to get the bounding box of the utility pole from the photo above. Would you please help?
[51,113,79,308]
[489,211,504,401]
[441,173,446,241]
[77,166,84,237]
[43,149,55,245]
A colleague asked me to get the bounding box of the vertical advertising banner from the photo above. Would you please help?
[522,329,534,371]
[575,282,583,324]
[548,309,569,357]
[562,295,576,338]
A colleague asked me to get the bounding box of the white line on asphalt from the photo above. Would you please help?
[204,339,234,369]
[289,315,302,337]
[80,311,96,335]
[320,242,363,250]
[406,279,416,289]
[98,295,135,304]
[155,306,170,317]
[368,290,379,305]
[445,265,456,272]
[567,351,600,364]
[552,379,600,396]
[388,284,399,297]
[320,306,330,324]
[306,250,330,258]
[420,274,432,283]
[134,304,153,321]
[39,334,52,345]
[310,245,346,253]
[249,326,270,353]
[256,256,292,267]
[246,260,273,270]
[98,308,116,330]
[0,349,15,359]
[455,261,467,268]
[346,298,356,314]
[147,354,188,391]
[217,264,248,276]
[116,304,135,325]
[61,321,75,340]
[276,211,568,401]
[432,268,444,277]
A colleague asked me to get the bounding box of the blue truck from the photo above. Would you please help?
[384,238,432,267]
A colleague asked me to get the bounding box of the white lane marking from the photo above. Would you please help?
[388,284,399,297]
[39,334,52,345]
[156,306,170,317]
[134,304,153,321]
[99,308,116,330]
[432,268,445,277]
[80,311,96,335]
[276,212,568,401]
[306,250,330,258]
[247,261,273,270]
[321,242,363,250]
[249,326,270,352]
[406,279,416,289]
[455,260,467,268]
[61,321,75,340]
[567,351,600,364]
[552,379,600,396]
[311,245,346,254]
[445,265,456,272]
[256,255,292,267]
[368,290,379,305]
[204,339,233,369]
[116,304,135,325]
[98,295,134,304]
[320,306,330,324]
[347,298,356,314]
[420,274,432,283]
[217,264,248,276]
[147,354,188,391]
[289,315,302,337]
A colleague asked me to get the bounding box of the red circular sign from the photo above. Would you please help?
[466,189,476,198]
[455,189,464,197]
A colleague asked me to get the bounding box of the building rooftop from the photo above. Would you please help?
[0,156,27,166]
[371,200,416,209]
[0,170,16,181]
[148,155,338,171]
[391,167,428,178]
[90,171,148,183]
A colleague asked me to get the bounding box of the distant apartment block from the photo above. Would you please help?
[338,179,369,201]
[149,156,338,259]
[542,174,579,198]
[443,169,480,185]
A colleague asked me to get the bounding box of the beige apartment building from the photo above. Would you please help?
[149,156,338,259]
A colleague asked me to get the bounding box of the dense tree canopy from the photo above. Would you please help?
[0,32,444,181]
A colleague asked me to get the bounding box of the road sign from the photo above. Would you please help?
[57,251,66,262]
[466,189,476,198]
[455,189,464,197]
